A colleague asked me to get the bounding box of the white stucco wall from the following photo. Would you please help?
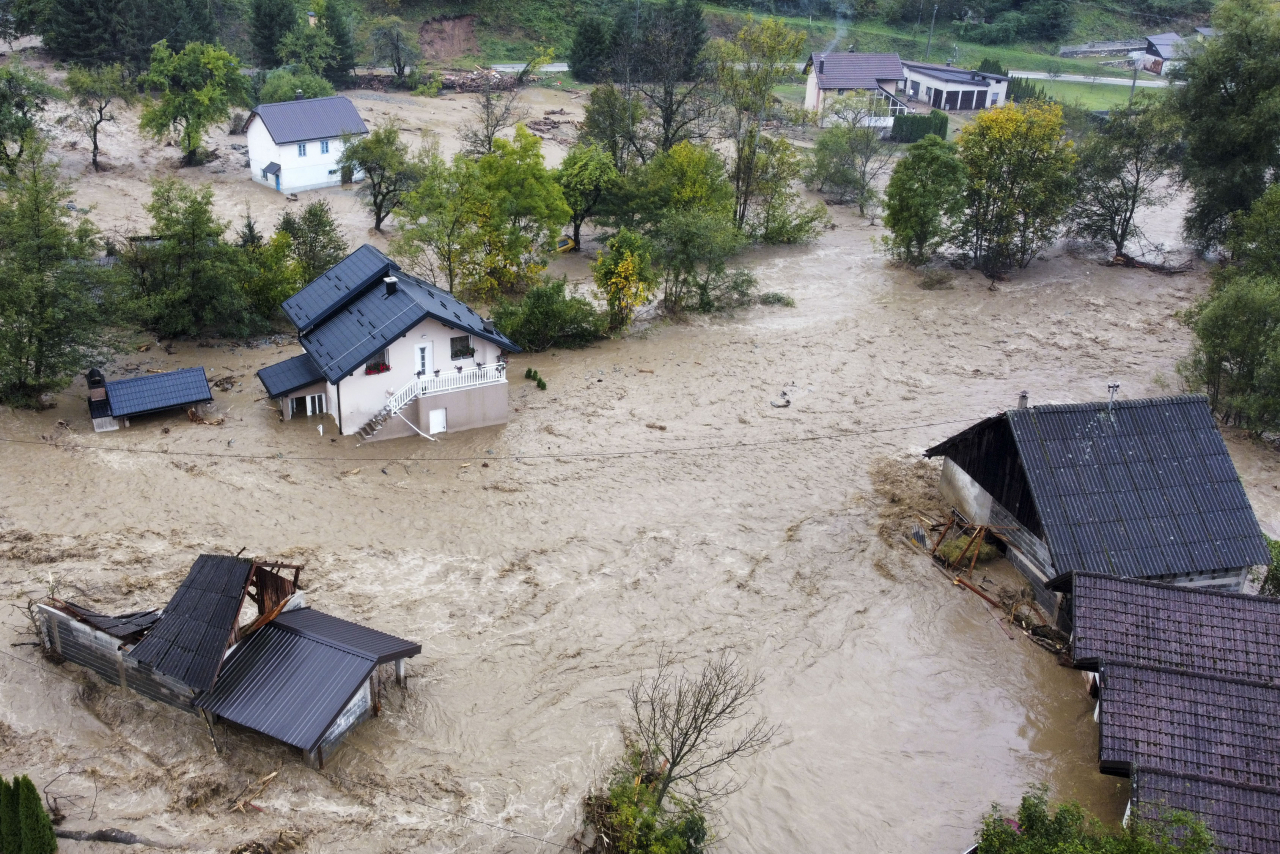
[246,116,362,193]
[904,68,1007,110]
[804,71,820,113]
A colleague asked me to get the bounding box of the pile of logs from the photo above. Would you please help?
[442,70,516,92]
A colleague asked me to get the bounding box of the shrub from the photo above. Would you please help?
[493,279,605,353]
[16,775,56,854]
[890,110,948,143]
[758,291,795,306]
[1262,535,1280,597]
[937,533,1000,565]
[0,777,20,854]
[536,377,547,390]
[918,269,955,290]
[583,746,708,854]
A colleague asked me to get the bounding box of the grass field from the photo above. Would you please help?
[1034,79,1143,110]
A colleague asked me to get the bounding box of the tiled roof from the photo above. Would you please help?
[256,353,326,399]
[1133,770,1280,854]
[903,60,1007,85]
[806,52,903,90]
[1098,663,1280,789]
[195,607,419,752]
[104,367,213,418]
[128,555,253,692]
[247,95,368,145]
[283,244,398,334]
[1064,573,1280,680]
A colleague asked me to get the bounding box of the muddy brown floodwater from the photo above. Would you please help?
[3,132,1279,854]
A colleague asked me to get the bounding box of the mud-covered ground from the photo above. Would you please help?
[1,69,1278,854]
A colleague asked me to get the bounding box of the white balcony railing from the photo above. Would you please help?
[382,362,508,418]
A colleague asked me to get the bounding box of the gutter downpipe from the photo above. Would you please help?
[336,380,343,434]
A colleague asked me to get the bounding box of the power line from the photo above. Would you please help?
[0,416,981,464]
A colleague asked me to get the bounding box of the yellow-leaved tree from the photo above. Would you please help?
[593,228,657,332]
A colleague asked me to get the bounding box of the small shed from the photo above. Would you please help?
[86,366,213,432]
[902,61,1008,112]
[924,394,1271,615]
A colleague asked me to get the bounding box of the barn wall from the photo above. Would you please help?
[938,415,1044,537]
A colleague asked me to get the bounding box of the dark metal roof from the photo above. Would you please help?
[1098,663,1280,789]
[128,555,253,691]
[902,61,1007,85]
[926,395,1270,581]
[104,367,213,418]
[1133,770,1280,854]
[257,352,326,398]
[263,162,281,175]
[1146,32,1185,59]
[1062,573,1280,680]
[283,244,398,334]
[247,96,369,145]
[60,601,161,644]
[805,52,903,90]
[195,607,419,752]
[272,607,422,664]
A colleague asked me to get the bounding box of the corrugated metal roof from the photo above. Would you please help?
[1146,32,1185,59]
[1133,770,1280,854]
[273,607,421,664]
[104,367,213,418]
[283,244,397,333]
[1064,573,1280,680]
[128,555,253,691]
[257,353,326,398]
[926,395,1270,582]
[903,60,1007,85]
[806,52,903,90]
[247,96,369,145]
[60,601,161,643]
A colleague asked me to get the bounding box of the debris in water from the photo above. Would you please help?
[645,423,667,431]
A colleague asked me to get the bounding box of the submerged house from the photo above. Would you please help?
[902,61,1008,111]
[923,394,1270,614]
[256,244,521,441]
[802,52,909,126]
[85,366,213,432]
[245,95,369,193]
[1059,573,1280,854]
[37,554,420,767]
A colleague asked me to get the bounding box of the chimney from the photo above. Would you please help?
[1017,390,1028,409]
[482,319,495,333]
[294,89,304,101]
[384,275,398,296]
[818,59,825,74]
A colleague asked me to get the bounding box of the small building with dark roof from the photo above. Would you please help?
[256,244,521,441]
[902,61,1009,112]
[924,394,1270,614]
[86,366,213,432]
[802,52,908,126]
[244,95,369,193]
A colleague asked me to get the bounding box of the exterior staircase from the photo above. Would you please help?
[356,363,507,440]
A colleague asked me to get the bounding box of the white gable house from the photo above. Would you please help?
[244,95,369,193]
[802,52,908,127]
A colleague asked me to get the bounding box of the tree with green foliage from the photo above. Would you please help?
[338,125,427,231]
[277,199,347,282]
[568,16,612,83]
[0,776,16,854]
[316,0,356,84]
[0,138,112,408]
[653,208,751,313]
[493,278,605,351]
[140,40,251,166]
[628,141,734,233]
[369,16,421,81]
[1165,0,1280,249]
[250,0,298,68]
[955,101,1075,273]
[712,17,807,230]
[884,134,967,265]
[584,745,708,854]
[580,82,646,173]
[593,227,657,331]
[747,135,827,243]
[66,63,136,172]
[806,102,897,216]
[1068,106,1177,257]
[976,786,1213,853]
[1226,184,1280,278]
[394,144,487,293]
[16,775,56,854]
[240,232,303,320]
[43,0,214,69]
[0,61,54,176]
[276,24,336,76]
[556,143,620,250]
[257,67,334,104]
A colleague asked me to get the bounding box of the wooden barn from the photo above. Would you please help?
[924,394,1271,616]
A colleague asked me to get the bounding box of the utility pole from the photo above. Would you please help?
[1128,61,1138,106]
[925,5,938,60]
[913,0,924,38]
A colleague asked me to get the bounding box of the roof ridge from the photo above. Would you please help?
[1133,767,1280,798]
[1068,570,1280,603]
[267,610,380,662]
[1103,660,1280,691]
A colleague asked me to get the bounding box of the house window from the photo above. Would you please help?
[365,349,390,375]
[321,140,330,154]
[450,335,474,361]
[291,393,326,416]
[417,343,433,374]
[298,143,307,157]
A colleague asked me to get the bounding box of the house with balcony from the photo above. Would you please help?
[256,244,521,441]
[902,61,1008,111]
[244,95,369,193]
[802,52,908,127]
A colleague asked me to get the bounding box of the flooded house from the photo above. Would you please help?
[37,554,420,767]
[256,244,522,441]
[1058,573,1280,854]
[244,95,368,193]
[85,366,213,432]
[801,52,909,126]
[924,394,1271,616]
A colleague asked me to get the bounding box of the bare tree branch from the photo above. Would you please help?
[459,83,530,157]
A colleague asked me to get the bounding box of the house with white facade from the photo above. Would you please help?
[256,245,521,441]
[245,95,369,193]
[802,52,908,127]
[902,61,1008,111]
[1133,32,1186,76]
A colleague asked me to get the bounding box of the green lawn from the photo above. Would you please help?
[1034,79,1143,111]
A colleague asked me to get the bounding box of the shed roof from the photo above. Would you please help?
[104,367,213,418]
[1061,573,1280,679]
[195,607,419,752]
[1132,770,1280,854]
[805,52,903,90]
[925,395,1270,581]
[1098,663,1280,789]
[903,60,1007,85]
[1146,32,1186,59]
[247,96,368,146]
[128,554,253,691]
[256,352,326,399]
[60,601,160,645]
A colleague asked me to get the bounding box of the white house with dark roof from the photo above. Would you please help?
[1134,32,1187,76]
[244,95,369,193]
[802,52,908,126]
[256,244,522,441]
[902,61,1008,111]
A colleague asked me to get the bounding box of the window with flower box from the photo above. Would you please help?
[450,335,474,361]
[364,350,390,375]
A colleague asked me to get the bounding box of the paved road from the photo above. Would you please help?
[491,62,570,73]
[1008,70,1171,87]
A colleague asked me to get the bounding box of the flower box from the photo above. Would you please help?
[364,362,390,376]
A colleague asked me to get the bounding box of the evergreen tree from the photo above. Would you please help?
[276,200,347,281]
[250,0,298,68]
[16,776,56,854]
[317,0,356,84]
[0,777,19,854]
[568,16,612,83]
[44,0,214,69]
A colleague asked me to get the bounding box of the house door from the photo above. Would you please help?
[274,173,281,191]
[932,88,943,109]
[428,408,446,435]
[416,343,434,376]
